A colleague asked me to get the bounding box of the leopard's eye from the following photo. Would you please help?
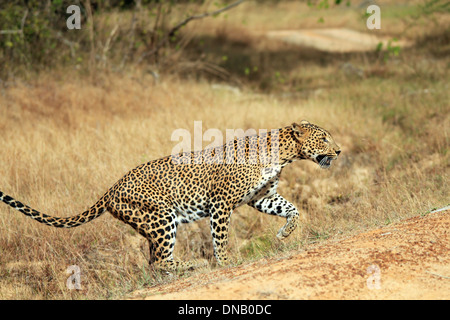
[322,137,328,143]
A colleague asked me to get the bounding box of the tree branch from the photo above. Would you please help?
[137,0,245,64]
[168,0,245,38]
[0,9,28,35]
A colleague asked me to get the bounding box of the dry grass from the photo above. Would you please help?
[0,1,448,299]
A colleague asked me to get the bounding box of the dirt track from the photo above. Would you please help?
[130,209,450,300]
[265,28,411,53]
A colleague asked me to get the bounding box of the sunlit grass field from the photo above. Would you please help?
[0,0,448,299]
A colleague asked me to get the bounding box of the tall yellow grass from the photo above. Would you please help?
[1,63,447,298]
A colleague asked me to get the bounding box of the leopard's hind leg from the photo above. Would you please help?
[109,197,206,272]
[142,207,207,272]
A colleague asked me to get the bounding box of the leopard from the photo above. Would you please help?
[0,120,340,272]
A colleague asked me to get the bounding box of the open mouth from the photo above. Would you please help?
[316,155,332,169]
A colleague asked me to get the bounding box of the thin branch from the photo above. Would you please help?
[54,31,77,58]
[20,9,28,31]
[120,5,138,69]
[102,24,119,68]
[137,0,245,64]
[0,9,28,35]
[426,271,450,280]
[168,0,244,38]
[150,1,164,63]
[0,30,22,35]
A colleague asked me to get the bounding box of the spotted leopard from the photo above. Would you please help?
[0,120,340,271]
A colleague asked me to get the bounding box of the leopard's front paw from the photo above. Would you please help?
[276,216,299,240]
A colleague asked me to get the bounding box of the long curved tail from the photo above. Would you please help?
[0,190,108,228]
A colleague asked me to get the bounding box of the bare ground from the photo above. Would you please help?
[130,209,450,300]
[265,28,411,52]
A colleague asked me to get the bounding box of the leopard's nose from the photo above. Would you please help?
[336,150,341,156]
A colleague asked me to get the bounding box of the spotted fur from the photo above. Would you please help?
[0,120,340,271]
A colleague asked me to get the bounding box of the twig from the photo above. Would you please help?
[0,30,22,35]
[120,1,140,69]
[426,271,450,280]
[137,0,245,64]
[0,9,28,35]
[20,9,28,31]
[54,31,77,58]
[84,0,96,70]
[167,0,244,38]
[102,24,119,68]
[150,1,163,64]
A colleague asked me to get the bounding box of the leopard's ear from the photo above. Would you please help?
[300,120,310,125]
[291,122,308,140]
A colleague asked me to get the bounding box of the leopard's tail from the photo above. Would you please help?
[0,190,109,228]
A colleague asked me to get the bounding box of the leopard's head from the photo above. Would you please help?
[291,120,341,169]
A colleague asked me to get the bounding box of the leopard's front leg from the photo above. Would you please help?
[276,212,299,240]
[249,193,302,240]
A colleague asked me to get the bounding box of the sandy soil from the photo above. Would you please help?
[265,28,411,52]
[130,209,450,300]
